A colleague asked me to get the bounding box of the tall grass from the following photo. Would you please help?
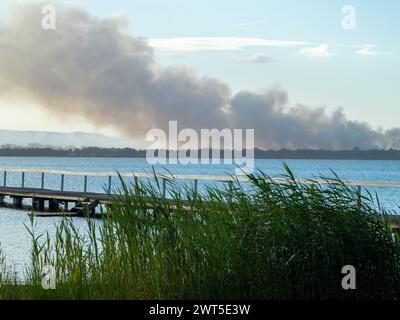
[1,165,400,299]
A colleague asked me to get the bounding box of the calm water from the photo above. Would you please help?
[1,157,400,272]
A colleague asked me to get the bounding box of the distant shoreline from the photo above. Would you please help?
[1,147,400,160]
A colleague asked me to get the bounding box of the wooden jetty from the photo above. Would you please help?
[0,186,109,217]
[0,168,399,229]
[0,168,215,217]
[0,168,118,217]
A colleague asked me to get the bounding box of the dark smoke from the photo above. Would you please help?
[0,1,398,150]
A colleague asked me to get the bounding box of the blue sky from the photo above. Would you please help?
[58,0,399,130]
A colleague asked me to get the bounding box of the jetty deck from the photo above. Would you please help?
[0,186,112,203]
[0,168,400,228]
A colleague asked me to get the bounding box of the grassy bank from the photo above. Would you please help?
[1,165,400,299]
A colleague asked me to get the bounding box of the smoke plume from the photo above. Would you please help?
[0,1,398,150]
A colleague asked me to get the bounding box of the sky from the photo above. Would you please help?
[0,0,398,149]
[62,0,399,128]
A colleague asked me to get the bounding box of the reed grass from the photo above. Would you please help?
[0,165,400,299]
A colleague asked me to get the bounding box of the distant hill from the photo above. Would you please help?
[0,130,135,149]
[1,146,400,160]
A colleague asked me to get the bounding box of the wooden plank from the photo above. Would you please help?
[0,186,112,203]
[29,211,83,217]
[69,200,99,216]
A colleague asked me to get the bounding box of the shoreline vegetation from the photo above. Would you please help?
[1,165,400,299]
[1,146,400,160]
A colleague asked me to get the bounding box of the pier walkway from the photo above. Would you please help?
[0,168,399,229]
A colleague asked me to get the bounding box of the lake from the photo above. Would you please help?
[1,157,400,272]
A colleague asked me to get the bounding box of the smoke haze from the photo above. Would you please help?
[0,1,398,149]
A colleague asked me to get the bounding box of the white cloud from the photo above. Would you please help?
[148,37,308,51]
[235,53,275,64]
[356,46,392,56]
[299,44,336,58]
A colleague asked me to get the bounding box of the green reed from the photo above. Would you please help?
[1,165,400,299]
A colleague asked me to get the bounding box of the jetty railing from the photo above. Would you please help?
[1,168,400,197]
